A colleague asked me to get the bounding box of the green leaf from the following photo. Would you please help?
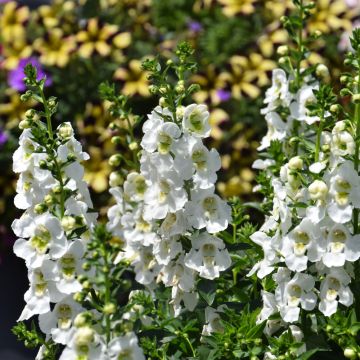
[198,279,217,306]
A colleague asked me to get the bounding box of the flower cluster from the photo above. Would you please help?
[251,25,360,349]
[107,102,232,316]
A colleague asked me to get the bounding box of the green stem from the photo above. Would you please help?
[295,0,304,89]
[183,334,196,358]
[314,111,324,163]
[102,244,111,344]
[39,86,53,140]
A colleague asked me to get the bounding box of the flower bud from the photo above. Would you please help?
[103,302,116,315]
[166,59,173,66]
[111,136,122,145]
[129,142,138,151]
[74,326,95,347]
[39,160,48,169]
[58,123,74,140]
[279,56,290,65]
[352,94,360,104]
[308,180,328,201]
[344,348,357,359]
[277,45,288,56]
[313,30,322,38]
[109,154,122,167]
[316,64,330,81]
[288,156,303,170]
[34,203,47,214]
[340,75,349,84]
[159,97,167,107]
[53,185,62,194]
[61,216,76,231]
[25,109,35,118]
[330,104,341,114]
[175,80,185,93]
[159,86,167,95]
[340,88,352,97]
[109,171,124,187]
[44,194,54,206]
[19,119,31,130]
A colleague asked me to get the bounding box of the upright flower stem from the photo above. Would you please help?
[40,86,65,218]
[315,111,325,163]
[353,77,360,234]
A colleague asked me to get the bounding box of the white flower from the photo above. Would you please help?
[143,169,187,221]
[13,213,67,269]
[124,172,147,202]
[257,112,287,151]
[159,210,188,237]
[182,104,211,138]
[327,161,360,223]
[249,230,280,278]
[153,236,182,265]
[122,206,158,247]
[274,269,317,323]
[321,223,360,267]
[39,296,83,344]
[42,240,85,295]
[161,255,196,292]
[261,68,291,114]
[281,218,323,272]
[59,327,107,360]
[107,332,145,360]
[19,266,64,321]
[184,233,231,280]
[185,186,231,233]
[202,305,226,336]
[319,268,353,316]
[12,129,47,173]
[141,119,181,155]
[170,286,198,317]
[331,130,355,157]
[173,135,221,188]
[290,84,320,125]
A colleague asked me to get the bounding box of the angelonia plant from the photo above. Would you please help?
[252,0,360,359]
[11,2,360,359]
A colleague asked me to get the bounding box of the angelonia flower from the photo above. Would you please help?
[107,103,232,316]
[12,119,103,358]
[251,59,360,339]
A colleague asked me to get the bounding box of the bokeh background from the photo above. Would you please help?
[0,0,359,358]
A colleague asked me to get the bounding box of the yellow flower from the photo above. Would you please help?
[257,22,288,57]
[0,2,29,43]
[76,18,130,58]
[84,146,111,193]
[191,65,227,105]
[308,0,353,34]
[217,0,257,16]
[1,39,32,70]
[34,28,76,67]
[219,54,275,100]
[114,59,150,97]
[0,90,35,129]
[36,0,76,31]
[209,108,229,140]
[217,169,255,197]
[263,0,294,19]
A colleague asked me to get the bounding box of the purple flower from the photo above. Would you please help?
[0,129,8,147]
[0,0,11,3]
[216,89,231,102]
[188,21,202,33]
[8,57,52,92]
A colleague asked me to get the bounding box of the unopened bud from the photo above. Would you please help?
[340,88,352,97]
[340,75,349,84]
[39,160,48,169]
[166,59,173,66]
[61,216,76,231]
[175,80,185,93]
[103,303,116,315]
[277,45,288,56]
[159,86,167,95]
[53,185,62,194]
[313,30,322,38]
[288,156,303,170]
[309,180,328,201]
[58,122,73,139]
[75,326,94,347]
[34,203,47,214]
[25,109,35,118]
[109,154,122,167]
[148,85,158,94]
[159,97,167,107]
[330,104,341,114]
[44,194,54,206]
[111,136,122,145]
[129,142,138,151]
[344,348,357,359]
[316,64,329,80]
[352,93,360,103]
[19,120,31,130]
[278,56,290,65]
[74,312,92,327]
[109,171,124,187]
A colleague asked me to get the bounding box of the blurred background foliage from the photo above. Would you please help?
[0,0,359,257]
